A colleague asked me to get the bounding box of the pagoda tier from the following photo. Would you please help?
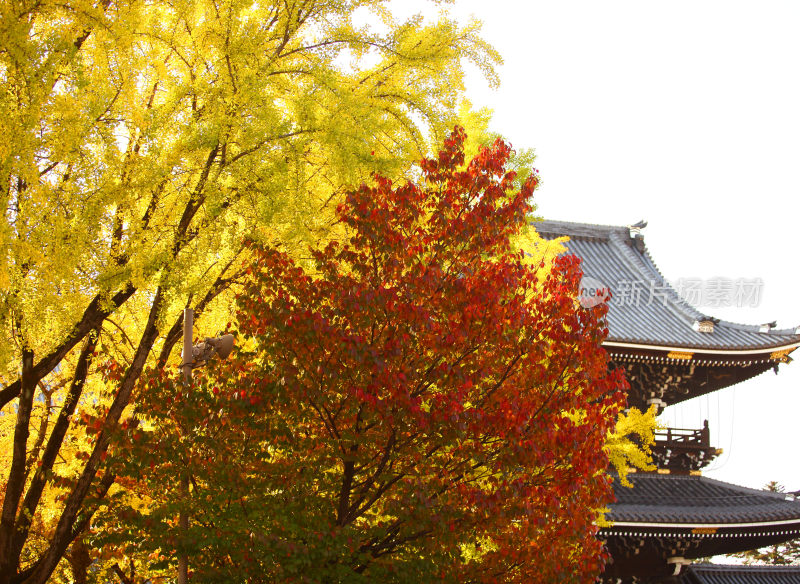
[531,220,800,583]
[650,421,720,472]
[610,349,785,411]
[533,220,800,409]
[601,473,800,582]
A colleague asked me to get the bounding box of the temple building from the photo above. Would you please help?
[533,220,800,583]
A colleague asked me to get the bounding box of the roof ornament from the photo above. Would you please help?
[628,220,648,252]
[692,318,718,334]
[759,321,777,333]
[628,219,648,235]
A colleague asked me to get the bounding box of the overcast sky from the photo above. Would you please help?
[394,0,800,491]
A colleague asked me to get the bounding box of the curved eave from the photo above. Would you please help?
[601,524,800,579]
[603,518,800,531]
[604,340,800,360]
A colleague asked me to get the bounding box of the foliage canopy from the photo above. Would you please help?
[107,127,629,583]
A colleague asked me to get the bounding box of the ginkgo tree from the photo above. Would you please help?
[106,127,631,583]
[0,1,500,581]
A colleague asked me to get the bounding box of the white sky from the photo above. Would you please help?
[395,0,800,491]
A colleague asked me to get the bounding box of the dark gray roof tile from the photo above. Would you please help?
[608,473,800,525]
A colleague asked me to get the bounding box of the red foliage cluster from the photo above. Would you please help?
[105,128,625,582]
[227,127,626,582]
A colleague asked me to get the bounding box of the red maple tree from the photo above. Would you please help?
[110,127,626,582]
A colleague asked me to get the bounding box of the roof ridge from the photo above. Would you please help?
[533,219,630,237]
[605,231,705,328]
[635,235,707,321]
[625,233,798,334]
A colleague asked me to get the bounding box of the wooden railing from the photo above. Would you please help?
[651,420,717,471]
[654,420,710,449]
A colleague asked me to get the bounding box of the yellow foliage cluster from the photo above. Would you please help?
[605,406,658,486]
[0,0,499,377]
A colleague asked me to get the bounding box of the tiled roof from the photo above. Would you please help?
[681,563,800,584]
[607,473,800,525]
[533,220,800,352]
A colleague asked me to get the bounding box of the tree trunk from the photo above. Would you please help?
[67,539,91,584]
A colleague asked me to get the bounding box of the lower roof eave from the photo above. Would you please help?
[602,518,800,532]
[603,340,800,356]
[603,517,800,529]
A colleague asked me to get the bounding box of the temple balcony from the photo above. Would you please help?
[651,420,721,472]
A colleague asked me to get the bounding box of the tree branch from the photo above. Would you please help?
[0,283,136,410]
[21,288,165,584]
[0,348,35,579]
[10,332,99,564]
